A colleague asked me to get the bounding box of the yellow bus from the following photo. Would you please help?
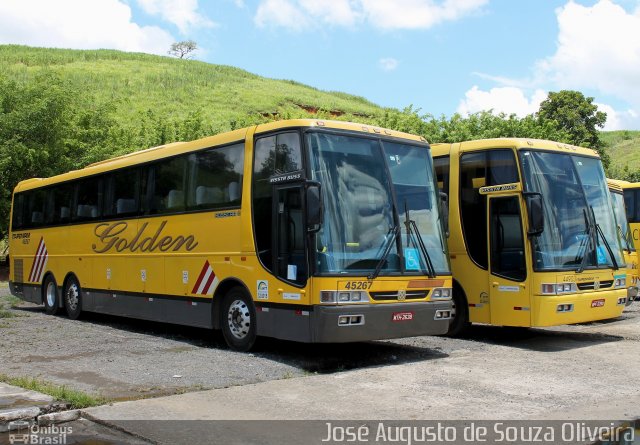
[8,119,453,351]
[607,179,638,303]
[432,139,627,335]
[622,181,640,253]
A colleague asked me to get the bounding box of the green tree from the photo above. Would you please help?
[537,90,608,165]
[0,72,119,240]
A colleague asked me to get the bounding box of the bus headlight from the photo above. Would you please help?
[614,278,626,288]
[541,283,576,295]
[320,291,369,304]
[431,288,452,300]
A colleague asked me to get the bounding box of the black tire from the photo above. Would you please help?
[42,274,60,315]
[446,287,470,337]
[64,276,83,320]
[220,287,257,352]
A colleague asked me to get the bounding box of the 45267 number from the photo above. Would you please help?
[344,281,372,290]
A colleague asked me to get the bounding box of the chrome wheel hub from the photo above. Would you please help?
[46,282,56,307]
[227,299,251,340]
[66,284,79,311]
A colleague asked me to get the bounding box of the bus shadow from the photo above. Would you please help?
[41,310,450,373]
[459,324,624,352]
[253,338,449,373]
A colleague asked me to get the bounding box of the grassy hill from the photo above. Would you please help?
[1,45,638,177]
[0,45,383,132]
[601,130,640,178]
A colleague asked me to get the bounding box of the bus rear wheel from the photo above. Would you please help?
[43,275,60,315]
[221,287,257,352]
[64,276,83,320]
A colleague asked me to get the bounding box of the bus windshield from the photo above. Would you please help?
[307,132,450,276]
[611,191,635,252]
[520,150,624,271]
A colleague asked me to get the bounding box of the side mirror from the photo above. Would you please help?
[524,192,544,236]
[306,182,323,231]
[439,191,450,237]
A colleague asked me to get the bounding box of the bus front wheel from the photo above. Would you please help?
[446,287,470,337]
[221,287,257,352]
[43,275,60,315]
[64,276,83,320]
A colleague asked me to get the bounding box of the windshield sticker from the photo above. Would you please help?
[596,246,608,265]
[257,280,269,300]
[404,248,420,271]
[479,183,521,195]
[269,170,304,184]
[287,264,298,280]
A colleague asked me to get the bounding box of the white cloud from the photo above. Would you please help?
[379,57,399,71]
[538,0,640,105]
[595,103,639,131]
[457,86,547,117]
[136,0,215,34]
[0,0,174,55]
[360,0,488,30]
[254,0,311,31]
[254,0,487,31]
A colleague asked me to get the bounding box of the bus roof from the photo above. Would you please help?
[430,138,600,159]
[607,178,625,193]
[13,119,427,193]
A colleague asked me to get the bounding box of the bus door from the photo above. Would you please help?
[273,184,307,286]
[488,194,530,326]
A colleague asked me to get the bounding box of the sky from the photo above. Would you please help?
[1,0,640,130]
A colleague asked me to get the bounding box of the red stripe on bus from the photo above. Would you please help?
[29,238,45,282]
[192,261,210,292]
[34,246,48,282]
[201,270,216,295]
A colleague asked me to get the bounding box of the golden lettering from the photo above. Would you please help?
[92,221,199,253]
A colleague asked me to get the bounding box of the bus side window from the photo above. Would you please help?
[104,168,140,218]
[149,156,187,214]
[433,156,450,194]
[11,193,25,231]
[24,189,47,229]
[187,143,244,211]
[74,176,102,221]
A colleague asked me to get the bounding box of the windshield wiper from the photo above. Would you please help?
[595,220,619,270]
[368,225,400,280]
[617,225,633,252]
[576,208,594,274]
[403,201,437,279]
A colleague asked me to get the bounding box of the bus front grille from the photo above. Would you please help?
[369,290,428,301]
[577,280,613,291]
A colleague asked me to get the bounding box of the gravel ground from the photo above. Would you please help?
[1,281,639,405]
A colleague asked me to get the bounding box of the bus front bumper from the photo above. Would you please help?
[310,301,453,342]
[255,300,453,343]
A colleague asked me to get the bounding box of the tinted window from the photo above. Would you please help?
[11,193,25,230]
[187,143,244,210]
[459,149,518,268]
[104,168,140,217]
[75,177,102,221]
[50,183,74,225]
[149,156,187,214]
[490,196,526,281]
[25,189,47,228]
[252,133,302,272]
[433,156,450,194]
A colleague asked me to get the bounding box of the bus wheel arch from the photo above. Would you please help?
[446,280,470,337]
[62,273,83,320]
[42,272,60,315]
[211,278,252,330]
[214,280,257,351]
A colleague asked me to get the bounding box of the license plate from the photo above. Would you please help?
[392,312,414,322]
[591,299,605,308]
